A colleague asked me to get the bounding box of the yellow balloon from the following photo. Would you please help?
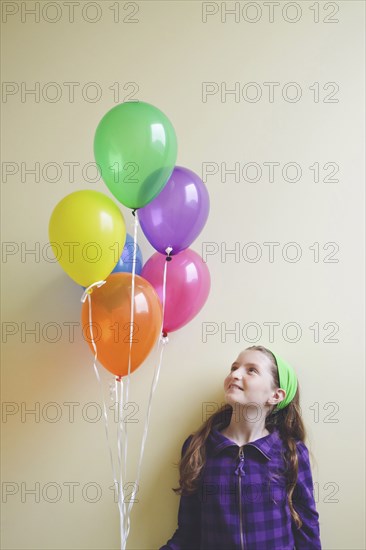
[49,190,126,287]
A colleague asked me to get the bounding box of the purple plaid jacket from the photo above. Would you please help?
[160,425,321,550]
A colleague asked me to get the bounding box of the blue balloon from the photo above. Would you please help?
[112,233,143,275]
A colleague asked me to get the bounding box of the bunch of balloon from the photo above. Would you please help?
[90,101,178,550]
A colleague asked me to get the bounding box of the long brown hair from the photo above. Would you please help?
[172,345,314,530]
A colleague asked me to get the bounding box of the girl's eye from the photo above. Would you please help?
[230,366,257,373]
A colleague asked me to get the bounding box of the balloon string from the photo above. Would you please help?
[115,376,126,548]
[83,290,125,538]
[124,211,139,473]
[118,210,139,549]
[124,246,171,539]
[124,333,169,540]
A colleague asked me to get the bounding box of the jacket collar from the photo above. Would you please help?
[207,424,283,461]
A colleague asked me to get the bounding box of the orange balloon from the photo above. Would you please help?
[81,272,162,377]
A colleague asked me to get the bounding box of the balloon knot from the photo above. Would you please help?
[132,209,136,217]
[165,246,173,261]
[116,375,122,382]
[81,280,106,303]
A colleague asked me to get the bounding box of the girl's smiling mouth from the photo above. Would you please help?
[228,384,243,391]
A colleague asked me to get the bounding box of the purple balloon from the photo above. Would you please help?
[138,166,210,255]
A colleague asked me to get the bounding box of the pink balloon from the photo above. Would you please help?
[141,248,211,333]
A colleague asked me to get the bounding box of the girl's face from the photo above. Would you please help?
[223,350,279,410]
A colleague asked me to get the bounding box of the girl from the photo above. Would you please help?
[159,345,322,550]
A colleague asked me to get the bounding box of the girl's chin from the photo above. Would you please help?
[225,396,245,405]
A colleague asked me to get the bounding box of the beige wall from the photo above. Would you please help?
[1,1,365,549]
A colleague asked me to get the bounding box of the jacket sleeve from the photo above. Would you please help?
[159,435,201,550]
[292,441,322,550]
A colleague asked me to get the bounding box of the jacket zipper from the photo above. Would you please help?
[238,446,245,550]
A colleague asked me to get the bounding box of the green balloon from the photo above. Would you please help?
[94,101,177,209]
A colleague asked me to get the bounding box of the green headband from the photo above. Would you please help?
[271,352,298,411]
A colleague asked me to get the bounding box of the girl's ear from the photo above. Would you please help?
[268,388,286,407]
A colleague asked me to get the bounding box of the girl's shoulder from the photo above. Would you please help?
[279,436,313,472]
[293,437,310,455]
[295,439,312,466]
[276,432,311,460]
